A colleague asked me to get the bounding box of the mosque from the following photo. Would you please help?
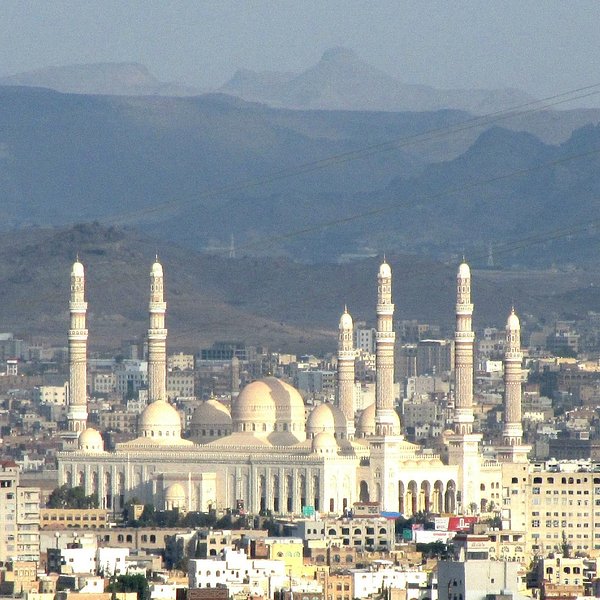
[57,257,530,518]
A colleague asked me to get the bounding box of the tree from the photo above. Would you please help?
[47,485,98,509]
[106,574,149,600]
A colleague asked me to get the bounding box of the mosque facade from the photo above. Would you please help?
[57,258,529,519]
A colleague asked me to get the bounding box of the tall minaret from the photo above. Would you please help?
[148,258,167,403]
[375,260,400,436]
[337,307,355,438]
[446,261,482,511]
[503,309,523,446]
[497,308,531,464]
[67,259,88,433]
[453,262,475,435]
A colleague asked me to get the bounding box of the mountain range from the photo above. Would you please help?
[1,84,600,265]
[0,49,537,114]
[2,224,599,352]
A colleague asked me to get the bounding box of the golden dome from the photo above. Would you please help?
[78,427,104,452]
[139,400,183,441]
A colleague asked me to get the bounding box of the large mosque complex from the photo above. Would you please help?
[57,257,531,521]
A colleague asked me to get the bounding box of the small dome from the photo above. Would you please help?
[72,261,84,277]
[190,399,232,443]
[379,261,391,278]
[165,482,186,501]
[151,261,163,277]
[311,431,339,455]
[339,309,353,330]
[191,399,231,427]
[139,399,182,441]
[458,262,470,278]
[164,483,186,511]
[356,403,375,437]
[307,403,347,437]
[507,309,520,331]
[78,427,104,452]
[307,404,336,433]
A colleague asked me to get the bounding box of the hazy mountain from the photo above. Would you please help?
[220,47,537,114]
[2,85,600,265]
[0,62,202,96]
[2,224,599,351]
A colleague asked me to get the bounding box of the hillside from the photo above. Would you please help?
[2,225,600,353]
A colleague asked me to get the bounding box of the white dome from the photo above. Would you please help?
[151,261,163,277]
[379,261,391,278]
[164,483,186,511]
[72,261,84,277]
[191,399,231,427]
[311,431,339,455]
[307,403,347,437]
[233,377,305,436]
[139,400,183,441]
[339,309,353,330]
[356,403,375,437]
[307,404,335,433]
[78,427,104,452]
[507,309,520,330]
[458,262,470,278]
[232,379,277,433]
[190,399,232,443]
[165,482,186,501]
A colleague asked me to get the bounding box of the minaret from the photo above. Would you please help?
[503,309,523,445]
[148,258,167,403]
[67,259,88,433]
[375,260,400,436]
[453,262,475,435]
[446,261,482,511]
[337,307,355,438]
[497,308,531,463]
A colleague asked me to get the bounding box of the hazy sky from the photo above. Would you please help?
[2,1,599,99]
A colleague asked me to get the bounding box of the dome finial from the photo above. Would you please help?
[344,304,348,314]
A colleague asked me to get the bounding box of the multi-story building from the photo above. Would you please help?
[35,384,68,405]
[167,369,195,399]
[115,360,148,397]
[0,462,40,564]
[289,517,395,551]
[168,353,195,372]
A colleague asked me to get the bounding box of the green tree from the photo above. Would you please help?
[47,485,98,509]
[106,574,149,600]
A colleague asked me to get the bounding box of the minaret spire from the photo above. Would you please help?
[446,260,483,510]
[337,306,355,438]
[67,259,88,433]
[374,259,400,436]
[453,261,475,434]
[503,308,523,446]
[148,259,167,403]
